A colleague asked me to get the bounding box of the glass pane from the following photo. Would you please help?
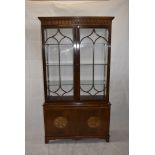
[94,38,108,64]
[80,65,93,96]
[80,38,93,64]
[44,28,74,98]
[80,28,108,99]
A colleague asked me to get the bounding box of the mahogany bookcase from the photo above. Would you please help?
[38,16,114,143]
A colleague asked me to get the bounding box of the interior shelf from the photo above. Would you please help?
[46,62,108,66]
[81,80,106,85]
[48,80,73,86]
[45,44,73,45]
[80,63,108,65]
[46,63,73,66]
[44,43,109,46]
[47,80,105,86]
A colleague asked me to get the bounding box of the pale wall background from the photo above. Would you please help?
[25,0,129,154]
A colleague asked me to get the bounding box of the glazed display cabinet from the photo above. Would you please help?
[38,17,114,143]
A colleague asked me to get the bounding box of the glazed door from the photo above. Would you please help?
[78,27,110,101]
[43,28,75,101]
[42,27,110,101]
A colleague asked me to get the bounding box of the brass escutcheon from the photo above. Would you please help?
[54,116,68,129]
[87,116,101,128]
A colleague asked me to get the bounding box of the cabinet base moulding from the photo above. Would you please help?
[45,135,110,144]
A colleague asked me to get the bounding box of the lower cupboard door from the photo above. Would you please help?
[44,108,77,137]
[77,107,110,137]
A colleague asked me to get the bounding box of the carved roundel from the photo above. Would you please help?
[53,116,68,129]
[87,116,101,128]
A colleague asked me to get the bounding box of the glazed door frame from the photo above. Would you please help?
[41,24,112,103]
[75,25,112,102]
[41,25,76,102]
